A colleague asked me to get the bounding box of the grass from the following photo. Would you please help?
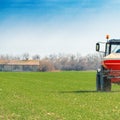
[0,71,120,120]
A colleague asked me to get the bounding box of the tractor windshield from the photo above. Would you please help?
[111,44,120,53]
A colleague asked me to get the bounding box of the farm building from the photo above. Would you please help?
[0,60,40,72]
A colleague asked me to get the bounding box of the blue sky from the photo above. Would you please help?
[1,0,120,57]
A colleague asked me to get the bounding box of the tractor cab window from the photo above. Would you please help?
[111,44,120,53]
[105,43,110,56]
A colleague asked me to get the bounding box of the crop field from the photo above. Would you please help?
[0,71,120,120]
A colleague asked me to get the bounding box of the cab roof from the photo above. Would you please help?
[107,39,120,44]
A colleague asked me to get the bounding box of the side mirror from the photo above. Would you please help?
[96,43,100,51]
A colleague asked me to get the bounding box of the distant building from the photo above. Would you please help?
[0,60,40,72]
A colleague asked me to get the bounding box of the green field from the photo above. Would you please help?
[0,71,120,120]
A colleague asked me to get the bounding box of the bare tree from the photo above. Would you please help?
[32,54,40,60]
[22,53,29,60]
[39,59,55,72]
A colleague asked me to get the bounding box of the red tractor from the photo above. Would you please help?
[96,35,120,91]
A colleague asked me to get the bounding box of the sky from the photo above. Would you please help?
[1,0,120,57]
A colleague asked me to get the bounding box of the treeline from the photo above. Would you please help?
[0,53,103,71]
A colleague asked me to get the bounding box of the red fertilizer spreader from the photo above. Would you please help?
[102,54,120,83]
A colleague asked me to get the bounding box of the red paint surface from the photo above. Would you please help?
[102,59,120,83]
[102,60,120,70]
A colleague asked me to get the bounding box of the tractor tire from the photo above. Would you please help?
[102,77,111,92]
[96,73,101,91]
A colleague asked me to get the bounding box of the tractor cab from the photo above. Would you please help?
[96,39,120,56]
